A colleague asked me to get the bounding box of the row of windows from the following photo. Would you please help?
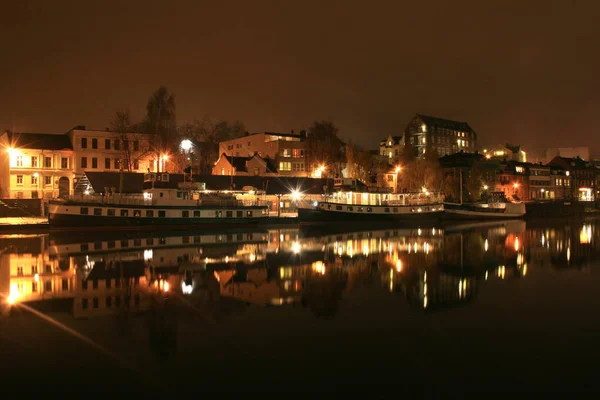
[281,149,305,158]
[81,207,254,218]
[14,155,68,169]
[226,142,252,150]
[81,277,138,290]
[81,157,139,170]
[326,205,438,213]
[81,294,140,310]
[15,279,68,294]
[16,175,52,185]
[15,265,54,275]
[81,138,139,151]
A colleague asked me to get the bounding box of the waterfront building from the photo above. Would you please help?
[548,156,597,202]
[404,114,477,158]
[0,131,74,199]
[211,153,278,177]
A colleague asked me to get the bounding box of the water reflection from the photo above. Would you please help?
[1,219,599,321]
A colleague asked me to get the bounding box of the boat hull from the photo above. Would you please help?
[47,213,265,230]
[442,202,525,220]
[298,207,442,223]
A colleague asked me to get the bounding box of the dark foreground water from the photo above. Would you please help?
[1,219,600,395]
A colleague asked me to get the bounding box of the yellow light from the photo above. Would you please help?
[164,281,170,292]
[395,166,401,173]
[292,241,301,254]
[312,261,326,275]
[396,260,402,272]
[483,185,488,190]
[513,183,519,188]
[484,239,488,251]
[514,237,520,252]
[291,190,301,201]
[34,273,39,282]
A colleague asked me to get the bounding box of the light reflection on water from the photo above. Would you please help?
[1,219,597,317]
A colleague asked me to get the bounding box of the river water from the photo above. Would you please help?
[1,219,599,395]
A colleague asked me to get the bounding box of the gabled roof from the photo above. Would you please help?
[548,156,596,170]
[380,135,402,145]
[221,153,278,173]
[416,114,474,133]
[3,132,73,150]
[83,172,334,195]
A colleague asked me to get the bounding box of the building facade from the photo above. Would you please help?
[483,144,527,162]
[67,127,159,190]
[404,114,477,158]
[379,135,404,164]
[548,156,597,202]
[218,132,309,177]
[0,131,74,199]
[212,154,278,177]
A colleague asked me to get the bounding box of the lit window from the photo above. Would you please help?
[16,155,23,167]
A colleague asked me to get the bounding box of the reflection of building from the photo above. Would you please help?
[404,114,477,158]
[0,131,74,199]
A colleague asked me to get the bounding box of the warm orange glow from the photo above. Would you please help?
[513,183,519,188]
[312,261,326,275]
[395,166,401,173]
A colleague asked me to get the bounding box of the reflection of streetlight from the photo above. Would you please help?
[161,154,169,172]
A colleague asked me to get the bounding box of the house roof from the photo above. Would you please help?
[221,153,278,173]
[4,132,73,150]
[417,114,474,133]
[380,135,402,145]
[548,156,596,170]
[83,171,334,195]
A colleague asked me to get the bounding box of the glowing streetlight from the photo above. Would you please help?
[291,190,301,201]
[483,185,488,190]
[180,139,193,151]
[395,166,401,173]
[513,182,519,188]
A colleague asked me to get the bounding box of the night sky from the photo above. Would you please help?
[2,0,600,154]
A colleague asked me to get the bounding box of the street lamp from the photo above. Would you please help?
[180,139,193,151]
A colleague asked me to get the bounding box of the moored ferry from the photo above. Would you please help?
[48,173,269,229]
[298,178,444,222]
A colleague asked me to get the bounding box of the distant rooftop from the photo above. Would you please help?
[417,114,474,133]
[3,131,73,150]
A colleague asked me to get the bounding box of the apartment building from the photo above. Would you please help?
[404,114,477,158]
[218,131,308,177]
[379,135,404,164]
[0,131,74,199]
[67,126,159,188]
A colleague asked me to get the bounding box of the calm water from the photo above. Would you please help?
[1,219,600,395]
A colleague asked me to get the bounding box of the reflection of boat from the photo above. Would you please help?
[444,202,525,219]
[48,173,269,229]
[298,178,444,222]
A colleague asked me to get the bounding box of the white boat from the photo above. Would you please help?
[48,173,269,229]
[298,178,444,222]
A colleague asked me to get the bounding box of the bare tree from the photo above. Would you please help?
[306,121,345,177]
[109,109,152,172]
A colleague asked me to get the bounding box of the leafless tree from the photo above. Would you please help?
[109,109,153,172]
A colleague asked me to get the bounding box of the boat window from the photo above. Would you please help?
[237,211,243,218]
[393,207,398,213]
[133,210,141,217]
[107,209,115,216]
[158,210,166,218]
[216,210,223,218]
[336,205,342,210]
[177,192,182,198]
[107,241,115,249]
[93,208,102,216]
[367,207,372,212]
[120,209,129,217]
[160,192,164,198]
[158,237,166,245]
[146,238,153,245]
[182,236,190,244]
[80,207,89,215]
[385,207,390,213]
[193,210,200,217]
[246,211,253,217]
[411,208,416,213]
[226,211,233,218]
[94,242,102,250]
[134,239,141,246]
[347,206,353,211]
[121,240,128,248]
[182,211,189,218]
[193,236,201,243]
[328,205,331,209]
[358,207,364,212]
[146,210,154,217]
[80,244,89,252]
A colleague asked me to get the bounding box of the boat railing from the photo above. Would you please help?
[66,194,151,205]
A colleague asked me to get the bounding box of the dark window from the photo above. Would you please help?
[133,140,139,151]
[385,207,390,212]
[80,207,88,215]
[115,296,121,306]
[216,210,223,217]
[93,297,98,308]
[80,243,89,251]
[133,209,141,217]
[82,280,88,290]
[44,157,52,167]
[94,242,102,250]
[92,158,98,168]
[226,211,233,217]
[115,279,120,289]
[158,210,166,218]
[336,205,342,210]
[358,207,364,212]
[146,210,154,217]
[237,210,243,218]
[81,157,87,168]
[92,138,98,149]
[193,210,200,217]
[114,159,120,170]
[81,138,87,148]
[106,297,112,308]
[393,207,398,213]
[182,236,190,244]
[45,281,52,292]
[105,139,111,150]
[62,278,68,291]
[61,157,68,169]
[114,140,120,150]
[107,209,116,216]
[82,299,88,309]
[134,294,140,306]
[107,241,115,249]
[146,238,153,245]
[32,282,38,292]
[105,158,111,169]
[121,240,128,248]
[93,280,98,289]
[367,207,372,212]
[182,210,189,218]
[94,208,102,216]
[45,264,52,273]
[134,239,141,246]
[348,206,353,211]
[133,160,139,170]
[120,209,128,217]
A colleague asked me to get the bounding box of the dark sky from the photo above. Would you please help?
[2,0,600,153]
